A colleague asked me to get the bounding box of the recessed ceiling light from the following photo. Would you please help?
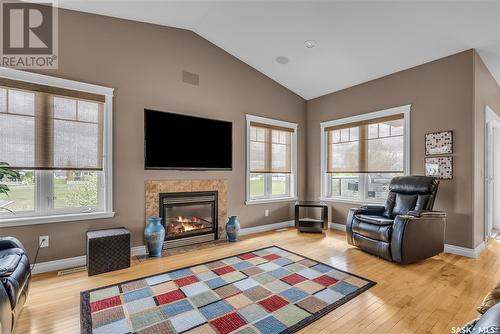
[304,40,317,48]
[276,56,289,64]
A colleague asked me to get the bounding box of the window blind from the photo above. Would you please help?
[249,121,293,174]
[0,78,104,170]
[325,114,404,173]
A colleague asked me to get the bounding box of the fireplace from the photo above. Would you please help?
[159,191,218,249]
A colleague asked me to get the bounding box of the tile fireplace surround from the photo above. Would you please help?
[145,180,228,245]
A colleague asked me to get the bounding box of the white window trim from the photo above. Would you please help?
[245,114,298,205]
[0,212,115,227]
[0,67,115,226]
[319,104,411,205]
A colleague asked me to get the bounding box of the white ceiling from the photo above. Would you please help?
[55,1,500,100]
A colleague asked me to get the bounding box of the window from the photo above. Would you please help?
[246,115,297,204]
[0,68,114,225]
[320,105,410,203]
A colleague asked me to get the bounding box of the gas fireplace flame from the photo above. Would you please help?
[176,216,201,232]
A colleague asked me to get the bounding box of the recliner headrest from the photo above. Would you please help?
[389,176,438,195]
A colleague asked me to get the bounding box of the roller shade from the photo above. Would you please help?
[0,78,104,170]
[249,121,293,173]
[326,114,404,173]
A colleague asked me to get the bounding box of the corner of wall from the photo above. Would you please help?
[472,48,479,250]
[471,48,500,248]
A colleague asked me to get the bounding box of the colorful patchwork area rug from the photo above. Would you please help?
[81,246,375,334]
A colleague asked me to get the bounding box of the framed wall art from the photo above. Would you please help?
[425,130,453,155]
[425,156,453,179]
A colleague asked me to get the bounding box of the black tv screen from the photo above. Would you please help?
[144,109,232,170]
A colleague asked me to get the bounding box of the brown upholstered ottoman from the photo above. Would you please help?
[86,228,130,276]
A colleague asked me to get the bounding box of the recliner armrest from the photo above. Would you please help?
[356,205,386,214]
[0,283,12,334]
[346,205,386,245]
[0,237,26,253]
[360,204,385,210]
[407,210,446,218]
[391,213,446,264]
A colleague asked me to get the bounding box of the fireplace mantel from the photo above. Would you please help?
[145,180,228,241]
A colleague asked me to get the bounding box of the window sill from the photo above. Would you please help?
[0,211,115,227]
[320,197,384,206]
[245,197,298,205]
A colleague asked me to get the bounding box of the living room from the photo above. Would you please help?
[0,1,499,333]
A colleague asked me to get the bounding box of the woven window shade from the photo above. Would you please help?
[326,114,404,173]
[249,122,293,173]
[0,78,104,170]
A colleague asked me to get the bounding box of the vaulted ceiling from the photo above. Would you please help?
[56,1,500,100]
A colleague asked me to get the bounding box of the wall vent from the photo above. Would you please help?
[57,266,87,276]
[182,70,199,86]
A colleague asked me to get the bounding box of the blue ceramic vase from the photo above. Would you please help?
[225,216,240,242]
[144,216,165,257]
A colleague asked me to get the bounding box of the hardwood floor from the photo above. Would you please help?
[15,228,497,334]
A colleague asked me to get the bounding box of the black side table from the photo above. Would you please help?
[294,201,328,233]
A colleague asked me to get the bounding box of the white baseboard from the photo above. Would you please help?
[32,245,148,275]
[329,222,346,231]
[131,245,147,257]
[328,222,486,259]
[31,255,86,275]
[239,220,295,236]
[32,224,485,274]
[444,242,485,258]
[32,222,296,275]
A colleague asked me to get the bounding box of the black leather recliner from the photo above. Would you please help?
[0,237,30,334]
[346,176,446,264]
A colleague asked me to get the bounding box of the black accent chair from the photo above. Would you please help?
[0,237,30,334]
[346,176,446,264]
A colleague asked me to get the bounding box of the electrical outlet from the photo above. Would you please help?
[265,209,269,217]
[39,235,49,248]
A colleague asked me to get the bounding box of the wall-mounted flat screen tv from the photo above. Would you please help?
[144,109,232,170]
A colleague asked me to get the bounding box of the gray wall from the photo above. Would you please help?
[306,50,475,248]
[472,51,500,247]
[1,9,307,262]
[2,7,499,261]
